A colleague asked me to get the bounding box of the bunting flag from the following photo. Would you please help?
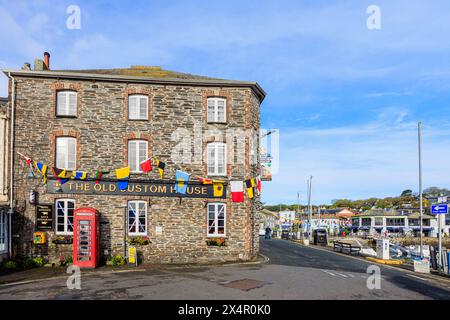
[256,175,262,195]
[140,158,152,173]
[245,178,255,199]
[71,171,87,180]
[213,180,225,197]
[175,170,190,194]
[116,166,130,190]
[52,167,70,184]
[155,159,165,179]
[198,177,213,184]
[23,155,35,178]
[230,181,244,202]
[33,161,48,184]
[95,170,110,184]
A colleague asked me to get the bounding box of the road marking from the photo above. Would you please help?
[335,272,348,278]
[407,274,430,282]
[321,270,336,276]
[288,240,450,284]
[347,274,355,278]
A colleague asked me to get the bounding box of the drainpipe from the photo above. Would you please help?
[7,72,15,258]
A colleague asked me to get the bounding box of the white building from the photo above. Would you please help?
[258,209,278,236]
[278,210,296,228]
[351,209,440,237]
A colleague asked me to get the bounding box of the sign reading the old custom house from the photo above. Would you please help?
[36,204,54,231]
[46,179,226,199]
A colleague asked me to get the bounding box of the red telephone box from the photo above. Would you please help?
[73,207,100,268]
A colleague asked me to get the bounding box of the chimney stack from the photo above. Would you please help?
[43,52,50,70]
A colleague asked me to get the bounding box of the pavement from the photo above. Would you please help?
[0,238,449,300]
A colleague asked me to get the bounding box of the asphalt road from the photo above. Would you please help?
[0,238,449,299]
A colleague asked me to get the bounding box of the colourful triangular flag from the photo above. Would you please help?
[175,170,190,194]
[33,161,48,184]
[71,171,87,180]
[245,178,254,199]
[116,167,130,191]
[140,158,152,173]
[52,167,70,184]
[256,175,262,195]
[213,180,225,197]
[116,167,130,180]
[198,177,212,184]
[95,170,109,184]
[155,159,165,179]
[230,181,244,202]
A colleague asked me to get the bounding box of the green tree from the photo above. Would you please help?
[401,189,413,197]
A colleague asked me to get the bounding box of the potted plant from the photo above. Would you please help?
[206,237,226,246]
[52,235,73,245]
[126,236,150,246]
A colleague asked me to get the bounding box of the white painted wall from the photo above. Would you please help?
[0,105,8,204]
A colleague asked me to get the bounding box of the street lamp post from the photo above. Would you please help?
[418,122,423,258]
[308,176,313,241]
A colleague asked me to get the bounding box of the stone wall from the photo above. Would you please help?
[10,76,261,264]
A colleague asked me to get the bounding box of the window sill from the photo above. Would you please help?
[128,119,149,121]
[56,115,77,118]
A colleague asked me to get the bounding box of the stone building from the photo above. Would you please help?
[0,97,9,262]
[2,52,266,264]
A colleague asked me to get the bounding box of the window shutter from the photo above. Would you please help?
[67,138,76,170]
[68,92,77,116]
[57,92,66,115]
[139,97,147,119]
[138,141,147,165]
[129,141,137,171]
[217,99,225,122]
[56,138,66,169]
[207,144,215,174]
[217,144,225,174]
[207,99,215,122]
[129,96,137,119]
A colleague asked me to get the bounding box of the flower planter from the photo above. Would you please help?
[52,238,73,245]
[126,236,150,246]
[206,238,226,246]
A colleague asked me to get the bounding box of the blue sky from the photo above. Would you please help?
[1,0,450,204]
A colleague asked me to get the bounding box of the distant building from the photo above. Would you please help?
[258,209,278,236]
[351,209,439,237]
[278,210,296,224]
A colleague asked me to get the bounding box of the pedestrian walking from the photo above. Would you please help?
[265,226,272,240]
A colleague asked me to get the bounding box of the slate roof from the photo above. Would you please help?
[3,67,266,101]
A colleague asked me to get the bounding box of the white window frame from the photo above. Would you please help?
[127,200,147,236]
[55,199,75,235]
[0,209,7,253]
[207,97,226,123]
[128,140,148,173]
[56,90,77,116]
[207,142,227,176]
[128,94,148,120]
[207,203,226,237]
[56,137,77,171]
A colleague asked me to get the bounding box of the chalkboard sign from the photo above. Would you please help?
[36,204,54,231]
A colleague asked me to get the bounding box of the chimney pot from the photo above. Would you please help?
[43,52,50,70]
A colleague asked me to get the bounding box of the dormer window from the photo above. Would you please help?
[207,97,226,123]
[56,91,77,117]
[129,95,148,120]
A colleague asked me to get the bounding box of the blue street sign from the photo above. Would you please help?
[431,204,448,214]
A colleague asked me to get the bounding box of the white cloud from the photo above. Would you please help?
[262,111,450,204]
